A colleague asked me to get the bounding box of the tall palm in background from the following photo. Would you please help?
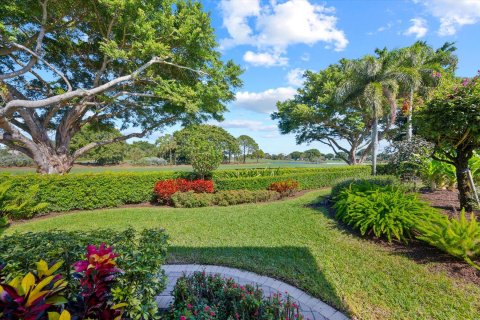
[337,49,403,175]
[398,42,458,141]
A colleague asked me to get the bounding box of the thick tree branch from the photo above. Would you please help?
[0,0,48,81]
[3,56,185,112]
[72,116,177,159]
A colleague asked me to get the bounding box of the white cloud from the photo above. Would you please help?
[214,120,277,132]
[233,87,297,114]
[404,18,428,38]
[243,51,288,67]
[220,0,348,66]
[417,0,480,35]
[286,68,305,87]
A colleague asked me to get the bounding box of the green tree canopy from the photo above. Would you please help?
[70,123,126,165]
[289,151,303,160]
[273,64,377,165]
[303,149,322,162]
[0,0,242,173]
[156,134,177,164]
[237,135,259,163]
[174,124,239,162]
[415,73,480,211]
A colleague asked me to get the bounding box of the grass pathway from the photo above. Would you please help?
[6,190,480,319]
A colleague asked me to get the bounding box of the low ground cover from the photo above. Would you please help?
[5,191,480,320]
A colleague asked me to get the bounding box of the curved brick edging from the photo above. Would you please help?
[156,264,349,320]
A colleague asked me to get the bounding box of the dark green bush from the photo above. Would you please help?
[0,181,48,223]
[332,180,438,243]
[0,166,371,213]
[171,189,279,208]
[416,210,480,270]
[0,228,168,319]
[330,176,399,200]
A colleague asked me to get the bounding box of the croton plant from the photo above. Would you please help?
[0,244,126,320]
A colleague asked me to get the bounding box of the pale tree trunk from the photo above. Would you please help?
[32,145,75,174]
[371,116,378,176]
[406,89,414,141]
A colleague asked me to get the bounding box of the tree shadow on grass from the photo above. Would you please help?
[167,245,348,315]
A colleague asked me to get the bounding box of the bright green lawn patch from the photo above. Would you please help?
[5,190,480,320]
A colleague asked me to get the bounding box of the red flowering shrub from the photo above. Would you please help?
[154,179,214,204]
[267,179,300,197]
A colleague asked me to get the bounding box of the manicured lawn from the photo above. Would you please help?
[0,160,347,175]
[6,190,480,320]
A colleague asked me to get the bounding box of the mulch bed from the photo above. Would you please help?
[419,188,480,218]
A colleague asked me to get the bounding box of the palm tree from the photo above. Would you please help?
[337,49,402,175]
[397,42,458,141]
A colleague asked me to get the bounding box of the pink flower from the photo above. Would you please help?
[210,311,216,316]
[180,316,187,320]
[187,304,192,310]
[205,306,210,311]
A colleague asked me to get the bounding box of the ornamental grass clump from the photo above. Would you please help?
[332,180,439,243]
[169,271,303,320]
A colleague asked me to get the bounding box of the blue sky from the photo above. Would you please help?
[153,0,480,155]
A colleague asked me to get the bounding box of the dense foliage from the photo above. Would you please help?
[415,72,480,211]
[171,190,279,208]
[0,167,371,213]
[0,244,126,320]
[70,124,127,165]
[416,210,480,270]
[0,228,168,319]
[0,0,242,174]
[169,272,303,320]
[332,180,438,242]
[0,181,47,225]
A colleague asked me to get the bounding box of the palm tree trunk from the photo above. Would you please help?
[372,115,379,176]
[407,89,414,141]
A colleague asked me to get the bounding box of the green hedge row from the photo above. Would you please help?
[0,166,371,212]
[215,166,371,190]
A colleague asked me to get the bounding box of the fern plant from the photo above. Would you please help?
[0,182,48,223]
[333,181,438,243]
[416,210,480,270]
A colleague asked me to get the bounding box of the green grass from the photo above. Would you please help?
[0,160,346,175]
[6,190,480,319]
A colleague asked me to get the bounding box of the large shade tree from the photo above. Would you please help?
[0,0,242,173]
[273,65,381,165]
[416,74,480,212]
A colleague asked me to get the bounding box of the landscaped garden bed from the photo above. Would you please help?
[4,190,480,319]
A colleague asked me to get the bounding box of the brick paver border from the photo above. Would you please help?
[156,264,349,320]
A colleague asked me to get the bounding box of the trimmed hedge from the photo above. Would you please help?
[0,166,371,212]
[215,166,371,191]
